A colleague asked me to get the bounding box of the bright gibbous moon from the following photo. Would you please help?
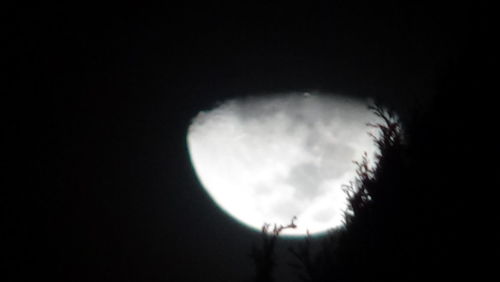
[187,93,381,236]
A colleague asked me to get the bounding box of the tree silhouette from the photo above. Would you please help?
[251,103,404,282]
[249,217,297,282]
[251,48,497,280]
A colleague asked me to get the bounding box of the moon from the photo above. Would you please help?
[186,93,381,236]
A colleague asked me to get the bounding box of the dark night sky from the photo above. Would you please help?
[6,2,498,282]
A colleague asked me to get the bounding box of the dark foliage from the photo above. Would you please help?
[249,217,297,282]
[251,47,497,281]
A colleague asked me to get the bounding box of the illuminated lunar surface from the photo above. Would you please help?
[187,93,382,236]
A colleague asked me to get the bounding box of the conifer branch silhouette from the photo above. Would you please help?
[249,103,404,282]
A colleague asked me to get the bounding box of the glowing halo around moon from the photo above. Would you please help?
[186,93,382,236]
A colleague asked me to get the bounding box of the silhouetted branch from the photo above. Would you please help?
[250,217,297,282]
[249,103,407,282]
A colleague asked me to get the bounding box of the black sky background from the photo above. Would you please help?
[6,2,498,281]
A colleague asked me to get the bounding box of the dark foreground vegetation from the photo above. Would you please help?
[250,48,498,282]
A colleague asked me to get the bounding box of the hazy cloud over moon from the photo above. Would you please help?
[187,93,381,235]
